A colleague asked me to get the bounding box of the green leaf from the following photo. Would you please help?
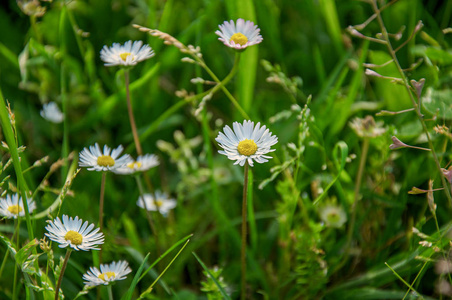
[15,239,39,266]
[422,87,452,119]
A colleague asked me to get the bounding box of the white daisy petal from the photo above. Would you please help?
[100,40,155,67]
[113,154,159,175]
[216,120,278,167]
[45,215,104,251]
[0,194,36,219]
[40,102,64,123]
[215,19,263,50]
[137,191,177,217]
[79,143,133,172]
[83,260,132,286]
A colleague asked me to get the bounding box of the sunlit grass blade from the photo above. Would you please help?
[192,252,232,300]
[138,238,191,299]
[0,89,33,241]
[139,234,193,282]
[121,252,150,300]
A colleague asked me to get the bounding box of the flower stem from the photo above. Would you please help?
[12,219,19,300]
[125,70,143,156]
[107,285,113,300]
[347,138,369,256]
[55,249,72,300]
[241,162,249,300]
[30,15,42,44]
[99,172,106,262]
[198,53,250,119]
[135,175,161,259]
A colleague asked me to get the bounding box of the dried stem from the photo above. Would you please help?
[370,0,452,205]
[125,70,143,156]
[55,249,72,300]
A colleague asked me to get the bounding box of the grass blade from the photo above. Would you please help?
[192,252,232,300]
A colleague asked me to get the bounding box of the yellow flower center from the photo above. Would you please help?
[7,205,22,214]
[155,200,163,207]
[327,212,341,223]
[64,230,83,245]
[98,271,116,281]
[230,33,248,46]
[120,52,132,61]
[237,139,258,156]
[127,161,142,169]
[97,155,115,167]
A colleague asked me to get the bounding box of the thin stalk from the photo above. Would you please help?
[125,70,143,156]
[135,175,161,259]
[30,15,42,43]
[55,249,72,300]
[61,63,69,179]
[0,249,8,279]
[197,53,250,119]
[241,162,249,300]
[99,172,106,262]
[344,138,370,267]
[371,0,452,205]
[12,259,18,300]
[107,285,113,300]
[12,219,19,300]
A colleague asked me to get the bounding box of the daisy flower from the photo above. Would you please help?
[0,193,35,219]
[100,40,155,67]
[83,260,132,286]
[40,102,64,123]
[215,18,263,50]
[113,154,159,175]
[137,191,177,216]
[79,143,133,172]
[319,205,347,228]
[215,120,278,167]
[44,215,104,251]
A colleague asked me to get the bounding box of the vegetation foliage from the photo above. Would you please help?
[1,0,452,299]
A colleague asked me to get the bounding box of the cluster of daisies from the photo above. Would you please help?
[44,214,132,286]
[78,143,177,214]
[0,18,286,296]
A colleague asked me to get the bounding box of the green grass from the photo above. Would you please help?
[1,0,452,299]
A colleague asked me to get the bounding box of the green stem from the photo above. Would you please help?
[125,70,143,156]
[371,0,452,206]
[241,162,249,300]
[0,248,8,280]
[30,15,42,44]
[198,53,249,119]
[12,258,18,300]
[61,63,69,179]
[343,137,369,269]
[135,175,161,259]
[12,219,20,300]
[107,285,113,300]
[55,249,72,300]
[99,172,106,263]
